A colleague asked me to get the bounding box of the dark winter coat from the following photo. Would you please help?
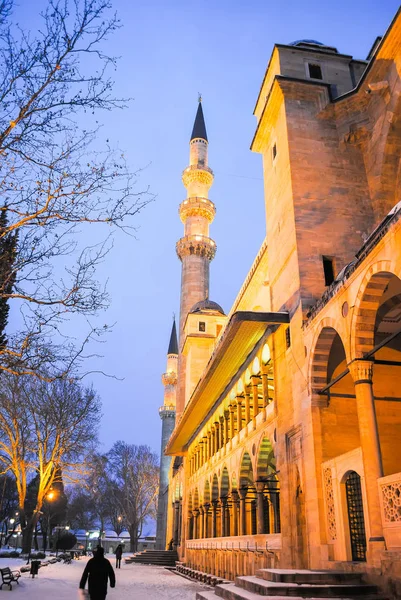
[79,554,116,598]
[115,545,123,559]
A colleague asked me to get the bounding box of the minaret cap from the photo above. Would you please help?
[190,98,208,142]
[167,319,178,355]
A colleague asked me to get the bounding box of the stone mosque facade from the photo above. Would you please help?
[156,9,401,594]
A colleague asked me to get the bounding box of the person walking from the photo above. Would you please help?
[79,546,116,600]
[115,543,123,569]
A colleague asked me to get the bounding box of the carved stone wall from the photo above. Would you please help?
[323,467,337,540]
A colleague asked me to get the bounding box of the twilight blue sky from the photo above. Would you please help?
[15,0,401,454]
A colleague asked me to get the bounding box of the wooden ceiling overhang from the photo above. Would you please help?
[165,311,289,456]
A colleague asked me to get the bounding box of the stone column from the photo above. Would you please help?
[261,367,269,407]
[178,500,182,545]
[256,482,265,535]
[211,426,216,456]
[215,421,220,452]
[199,506,204,539]
[232,491,239,536]
[224,410,230,442]
[251,376,260,418]
[211,501,218,538]
[236,397,243,432]
[220,415,225,448]
[174,500,180,545]
[239,488,247,535]
[229,404,235,440]
[207,431,211,460]
[204,504,209,539]
[244,386,251,425]
[349,360,385,548]
[193,509,199,539]
[187,515,193,540]
[220,499,226,537]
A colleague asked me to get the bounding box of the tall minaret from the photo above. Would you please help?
[176,99,216,414]
[155,320,178,550]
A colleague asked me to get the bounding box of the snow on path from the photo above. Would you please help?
[0,556,208,599]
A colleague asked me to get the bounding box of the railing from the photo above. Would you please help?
[378,471,401,549]
[186,533,281,551]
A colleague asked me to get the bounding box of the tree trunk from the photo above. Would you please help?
[22,521,34,554]
[129,524,138,553]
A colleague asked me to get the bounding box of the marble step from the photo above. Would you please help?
[256,569,364,585]
[231,576,378,597]
[213,584,387,600]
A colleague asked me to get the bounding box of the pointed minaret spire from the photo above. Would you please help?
[176,100,217,414]
[190,97,208,142]
[167,319,178,355]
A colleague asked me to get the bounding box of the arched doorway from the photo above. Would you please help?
[239,451,255,535]
[256,437,280,534]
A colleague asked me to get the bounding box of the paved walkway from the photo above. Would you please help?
[0,557,208,599]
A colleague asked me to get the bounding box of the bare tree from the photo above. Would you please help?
[107,442,158,552]
[0,0,152,379]
[0,372,101,552]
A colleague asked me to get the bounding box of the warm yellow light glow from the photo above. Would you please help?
[47,491,55,500]
[252,356,260,375]
[261,343,271,365]
[65,525,70,531]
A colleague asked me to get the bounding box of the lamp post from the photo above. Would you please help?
[45,489,56,552]
[85,531,89,554]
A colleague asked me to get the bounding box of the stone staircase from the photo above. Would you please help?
[196,568,389,600]
[125,549,178,566]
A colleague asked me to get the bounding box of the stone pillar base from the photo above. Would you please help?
[367,537,386,567]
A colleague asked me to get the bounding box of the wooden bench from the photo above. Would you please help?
[0,567,21,590]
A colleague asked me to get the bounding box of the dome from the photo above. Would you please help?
[289,39,325,47]
[190,299,225,315]
[288,40,338,53]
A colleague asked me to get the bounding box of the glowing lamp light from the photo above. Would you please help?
[9,518,15,525]
[262,344,271,365]
[65,525,70,531]
[252,356,260,375]
[86,531,90,537]
[47,491,55,500]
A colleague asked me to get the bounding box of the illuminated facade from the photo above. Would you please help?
[159,10,401,595]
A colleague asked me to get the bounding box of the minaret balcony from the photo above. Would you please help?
[159,405,176,418]
[176,234,217,261]
[162,371,178,386]
[179,197,216,224]
[182,164,214,189]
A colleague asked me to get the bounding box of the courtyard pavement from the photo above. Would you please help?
[0,556,208,599]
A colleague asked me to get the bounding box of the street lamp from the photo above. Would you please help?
[65,525,70,531]
[85,531,89,553]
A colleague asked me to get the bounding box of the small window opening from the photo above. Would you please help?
[285,327,291,349]
[322,256,335,286]
[199,321,206,332]
[272,143,277,161]
[308,63,323,80]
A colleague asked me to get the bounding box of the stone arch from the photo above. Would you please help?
[220,466,230,499]
[211,474,219,501]
[204,479,210,504]
[351,264,398,358]
[193,487,199,509]
[310,322,348,396]
[239,450,254,488]
[256,436,276,481]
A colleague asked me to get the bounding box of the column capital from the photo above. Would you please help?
[255,481,265,493]
[231,490,239,502]
[349,359,374,384]
[239,487,247,499]
[229,403,236,413]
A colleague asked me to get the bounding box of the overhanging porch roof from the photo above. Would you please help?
[165,311,289,455]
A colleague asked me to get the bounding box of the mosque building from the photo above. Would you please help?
[156,8,401,596]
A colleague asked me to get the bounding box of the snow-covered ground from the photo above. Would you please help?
[0,555,207,599]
